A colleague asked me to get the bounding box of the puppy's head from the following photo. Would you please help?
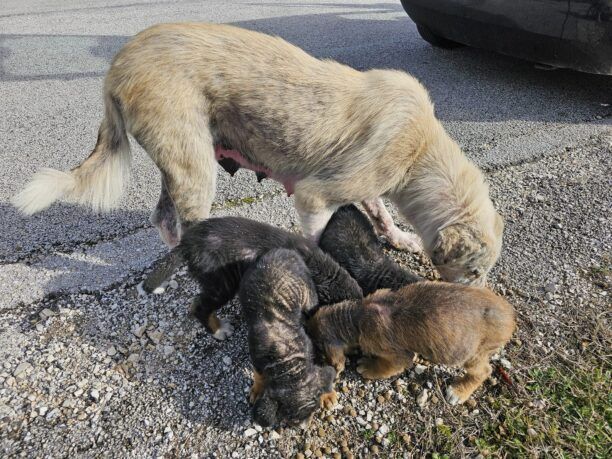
[319,204,384,268]
[240,248,318,315]
[252,365,336,427]
[430,212,504,286]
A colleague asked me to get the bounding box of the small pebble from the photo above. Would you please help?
[416,389,428,407]
[414,364,427,375]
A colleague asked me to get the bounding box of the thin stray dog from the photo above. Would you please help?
[160,216,362,340]
[307,282,515,405]
[13,22,503,285]
[240,249,337,427]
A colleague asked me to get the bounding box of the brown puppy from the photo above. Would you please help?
[307,282,515,405]
[13,23,503,285]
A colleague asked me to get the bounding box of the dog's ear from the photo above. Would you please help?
[431,224,480,266]
[318,365,337,393]
[252,392,279,427]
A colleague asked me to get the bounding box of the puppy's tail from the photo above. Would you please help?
[12,94,131,215]
[138,248,185,295]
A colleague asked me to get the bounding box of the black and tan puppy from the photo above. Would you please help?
[144,216,362,339]
[240,249,337,427]
[307,282,515,405]
[319,204,422,295]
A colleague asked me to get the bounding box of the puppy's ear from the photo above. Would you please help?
[431,224,480,266]
[318,365,337,393]
[252,392,279,427]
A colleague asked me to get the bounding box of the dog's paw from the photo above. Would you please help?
[136,281,148,297]
[151,281,168,295]
[213,319,234,341]
[387,230,423,253]
[320,390,338,410]
[356,357,384,379]
[249,386,262,404]
[445,386,465,406]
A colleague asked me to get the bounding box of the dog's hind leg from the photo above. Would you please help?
[445,357,493,405]
[139,103,217,242]
[150,174,181,248]
[362,198,422,252]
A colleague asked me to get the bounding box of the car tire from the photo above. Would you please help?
[416,23,463,49]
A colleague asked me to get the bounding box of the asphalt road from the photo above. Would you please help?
[1,0,610,267]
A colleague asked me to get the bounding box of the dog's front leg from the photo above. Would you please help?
[362,198,422,252]
[294,191,336,242]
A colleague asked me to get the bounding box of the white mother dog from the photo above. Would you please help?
[13,23,503,285]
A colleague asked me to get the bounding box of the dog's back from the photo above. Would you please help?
[363,282,515,366]
[180,216,362,306]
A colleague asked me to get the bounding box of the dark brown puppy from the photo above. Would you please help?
[307,282,515,405]
[319,204,422,295]
[240,249,337,427]
[145,216,362,340]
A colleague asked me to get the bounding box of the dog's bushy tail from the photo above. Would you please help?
[12,94,131,215]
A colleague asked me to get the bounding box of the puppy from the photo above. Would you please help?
[13,22,503,285]
[319,204,422,295]
[307,282,515,405]
[240,249,337,427]
[149,216,362,340]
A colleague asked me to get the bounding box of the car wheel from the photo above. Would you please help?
[416,23,463,49]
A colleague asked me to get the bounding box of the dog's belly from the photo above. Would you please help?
[214,145,298,196]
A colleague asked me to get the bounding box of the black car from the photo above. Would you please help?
[400,0,612,75]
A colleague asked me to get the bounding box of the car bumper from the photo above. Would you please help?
[400,0,612,75]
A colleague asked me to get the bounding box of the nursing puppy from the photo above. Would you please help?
[240,249,337,427]
[13,23,503,285]
[307,282,515,405]
[319,204,422,295]
[155,216,362,340]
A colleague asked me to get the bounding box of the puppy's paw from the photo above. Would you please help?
[249,385,263,404]
[152,281,168,295]
[212,319,234,341]
[136,281,147,297]
[356,357,384,380]
[320,390,338,410]
[445,386,465,406]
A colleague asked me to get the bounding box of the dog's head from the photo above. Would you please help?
[430,212,504,286]
[252,365,336,427]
